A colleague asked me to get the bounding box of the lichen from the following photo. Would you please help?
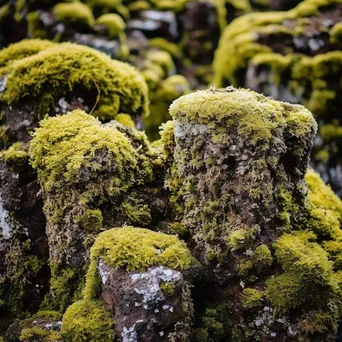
[61,299,114,342]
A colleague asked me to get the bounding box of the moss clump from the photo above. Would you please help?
[0,39,54,68]
[83,226,192,299]
[2,142,28,171]
[61,300,114,342]
[114,113,135,128]
[29,109,137,192]
[0,42,149,121]
[241,288,264,309]
[53,2,95,29]
[96,13,125,38]
[330,22,342,45]
[169,87,316,145]
[266,232,339,312]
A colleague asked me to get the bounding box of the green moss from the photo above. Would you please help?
[53,2,95,29]
[147,50,175,76]
[160,281,176,295]
[148,38,181,58]
[0,39,54,68]
[195,304,232,342]
[241,288,264,309]
[115,113,135,128]
[74,209,103,232]
[96,13,125,38]
[61,299,114,342]
[158,120,175,159]
[0,4,10,23]
[1,42,149,121]
[120,198,152,226]
[83,226,192,299]
[2,142,28,171]
[330,22,342,45]
[266,232,339,312]
[169,88,316,146]
[29,110,137,192]
[20,327,61,342]
[226,228,256,252]
[149,0,189,12]
[27,12,48,39]
[320,123,342,142]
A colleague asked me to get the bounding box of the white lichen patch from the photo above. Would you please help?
[131,266,181,310]
[122,325,137,342]
[98,258,111,285]
[0,194,12,240]
[174,121,208,139]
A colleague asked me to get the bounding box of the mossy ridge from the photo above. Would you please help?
[169,87,316,145]
[0,39,54,68]
[0,41,149,122]
[61,299,114,342]
[83,226,192,299]
[213,0,341,86]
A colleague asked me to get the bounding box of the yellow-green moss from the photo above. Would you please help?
[330,22,342,45]
[0,39,54,68]
[61,299,114,342]
[149,0,189,12]
[241,288,264,309]
[169,88,316,145]
[147,50,175,76]
[1,42,149,121]
[266,232,339,312]
[29,110,137,192]
[96,13,125,38]
[2,142,28,171]
[83,226,192,299]
[148,38,181,58]
[320,123,342,142]
[27,12,48,39]
[53,2,95,28]
[74,209,103,232]
[115,113,135,128]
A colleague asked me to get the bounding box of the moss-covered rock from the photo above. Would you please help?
[213,0,342,195]
[168,87,342,341]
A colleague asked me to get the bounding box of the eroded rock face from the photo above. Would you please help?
[99,263,190,341]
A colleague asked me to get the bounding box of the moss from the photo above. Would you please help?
[266,232,339,312]
[241,288,264,309]
[160,281,176,295]
[330,22,342,45]
[226,228,256,252]
[96,13,125,38]
[195,304,232,342]
[61,299,114,342]
[53,2,95,29]
[0,4,10,23]
[0,39,54,68]
[148,38,182,58]
[158,120,175,159]
[114,113,135,128]
[83,226,192,299]
[74,209,103,233]
[1,42,149,121]
[320,124,342,142]
[2,142,28,171]
[169,87,316,146]
[149,0,189,12]
[146,50,175,76]
[20,327,61,342]
[27,12,48,39]
[29,109,137,192]
[120,198,152,226]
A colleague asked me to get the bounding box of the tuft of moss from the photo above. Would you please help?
[114,113,135,128]
[83,226,192,299]
[2,142,28,171]
[53,2,95,29]
[0,42,149,121]
[96,13,125,38]
[0,39,55,69]
[29,109,137,192]
[61,299,114,342]
[241,288,264,309]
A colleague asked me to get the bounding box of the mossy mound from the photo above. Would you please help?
[29,109,137,192]
[61,300,114,342]
[83,226,192,299]
[0,41,149,123]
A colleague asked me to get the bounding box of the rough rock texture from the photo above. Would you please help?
[168,87,342,341]
[213,0,342,195]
